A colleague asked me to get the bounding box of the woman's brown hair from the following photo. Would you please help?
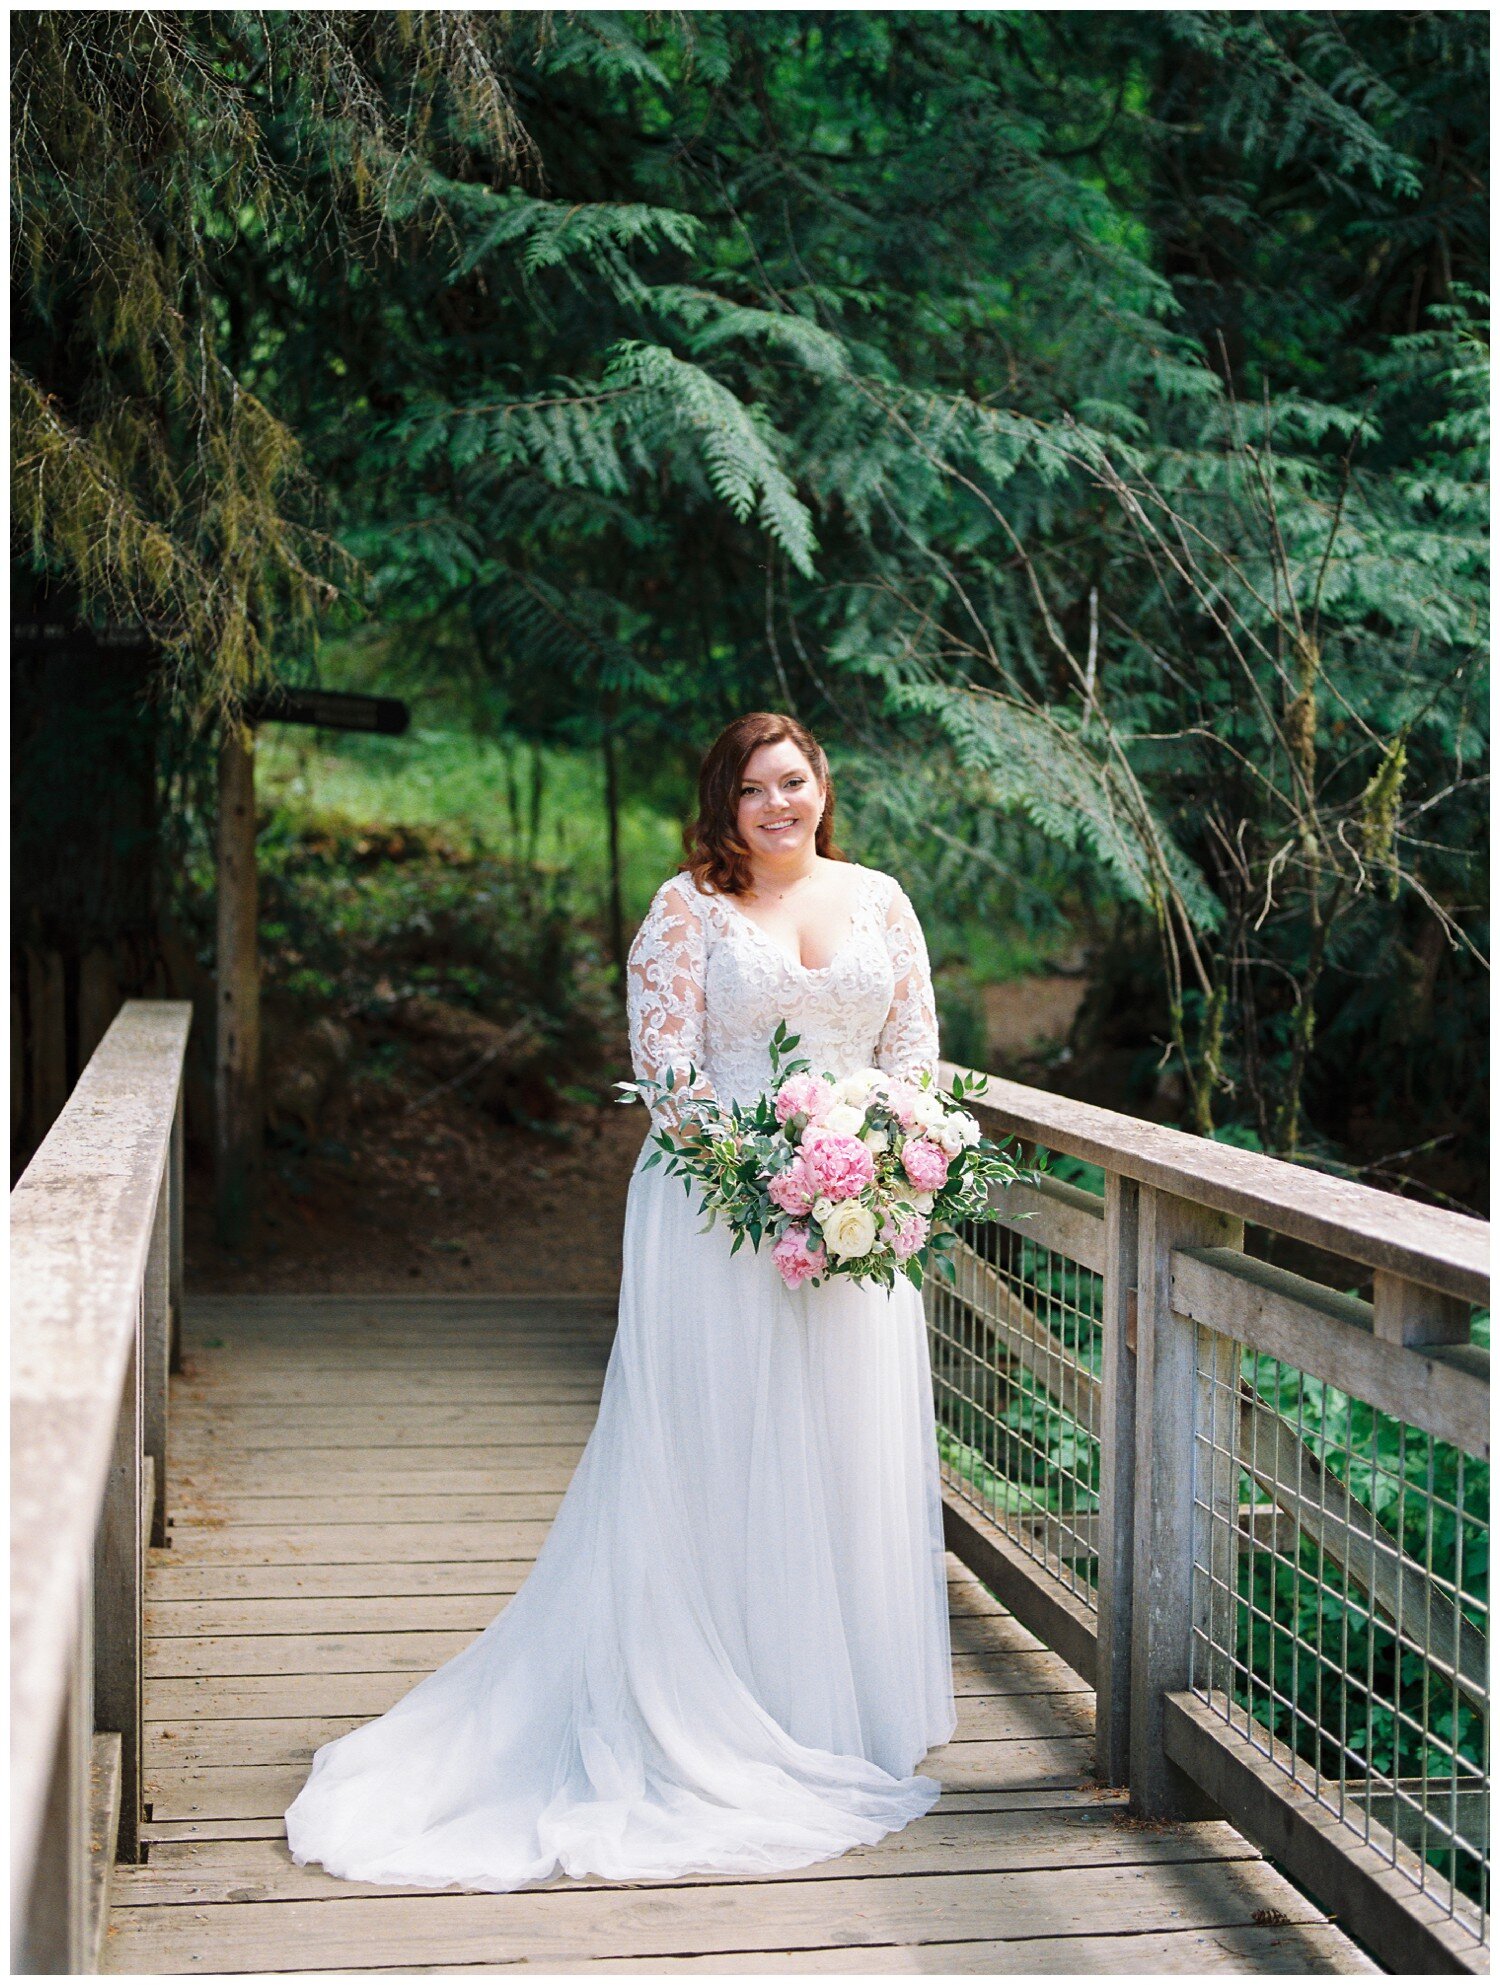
[683,712,846,896]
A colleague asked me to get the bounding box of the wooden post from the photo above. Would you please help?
[92,1314,144,1862]
[215,721,261,1246]
[142,1169,171,1547]
[1129,1183,1244,1820]
[168,1086,185,1375]
[602,725,626,989]
[17,1598,91,1973]
[1095,1169,1138,1787]
[1372,1270,1471,1349]
[27,944,68,1145]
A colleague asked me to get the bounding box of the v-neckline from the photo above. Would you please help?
[711,867,870,975]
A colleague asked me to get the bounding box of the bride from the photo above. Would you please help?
[284,710,958,1890]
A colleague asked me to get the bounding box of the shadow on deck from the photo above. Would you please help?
[108,1296,1375,1975]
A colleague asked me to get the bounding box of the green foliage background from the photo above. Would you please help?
[12,9,1488,1191]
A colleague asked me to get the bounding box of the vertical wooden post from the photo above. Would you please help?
[169,1085,185,1375]
[1129,1184,1243,1820]
[18,1598,92,1972]
[1372,1270,1471,1349]
[27,944,68,1144]
[215,721,261,1246]
[142,1169,171,1547]
[1095,1170,1139,1787]
[602,725,626,989]
[92,1316,144,1861]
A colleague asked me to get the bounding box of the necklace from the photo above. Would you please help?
[748,858,818,905]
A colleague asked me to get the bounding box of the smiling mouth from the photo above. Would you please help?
[760,819,799,832]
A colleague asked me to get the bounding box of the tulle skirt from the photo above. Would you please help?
[282,1140,958,1890]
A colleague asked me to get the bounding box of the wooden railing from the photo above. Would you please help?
[11,1001,190,1973]
[927,1063,1490,1975]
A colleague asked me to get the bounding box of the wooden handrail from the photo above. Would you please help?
[11,1001,190,1972]
[944,1060,1489,1304]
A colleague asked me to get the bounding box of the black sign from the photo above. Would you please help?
[243,686,410,736]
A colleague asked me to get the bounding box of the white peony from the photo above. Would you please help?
[956,1111,982,1147]
[820,1198,879,1260]
[833,1069,879,1109]
[821,1102,868,1138]
[908,1189,936,1213]
[933,1120,965,1156]
[861,1125,890,1155]
[912,1094,947,1133]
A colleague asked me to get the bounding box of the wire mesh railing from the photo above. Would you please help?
[1190,1324,1490,1945]
[928,1211,1103,1609]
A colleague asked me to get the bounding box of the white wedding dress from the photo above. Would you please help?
[284,860,957,1890]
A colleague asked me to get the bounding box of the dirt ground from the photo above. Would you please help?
[187,1089,646,1296]
[187,975,1089,1296]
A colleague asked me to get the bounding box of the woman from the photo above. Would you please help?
[284,711,957,1890]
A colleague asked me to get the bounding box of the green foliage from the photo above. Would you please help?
[14,9,1488,1191]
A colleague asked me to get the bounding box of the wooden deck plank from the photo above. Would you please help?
[145,1608,1047,1675]
[136,1789,1131,1849]
[144,1693,1093,1770]
[144,1557,1013,1607]
[142,1738,1099,1823]
[144,1573,1012,1636]
[171,1463,587,1496]
[103,1858,1334,1973]
[114,1812,1262,1906]
[144,1651,1076,1723]
[356,1924,1378,1972]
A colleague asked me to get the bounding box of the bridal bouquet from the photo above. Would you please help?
[616,1021,1044,1291]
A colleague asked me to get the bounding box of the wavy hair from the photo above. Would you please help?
[683,712,846,896]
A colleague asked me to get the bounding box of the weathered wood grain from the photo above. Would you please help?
[143,1651,1079,1725]
[13,1000,191,1945]
[104,1854,1333,1973]
[114,1810,1259,1907]
[352,1923,1376,1973]
[947,1059,1488,1303]
[115,1288,1368,1976]
[143,1693,1093,1771]
[159,1523,555,1565]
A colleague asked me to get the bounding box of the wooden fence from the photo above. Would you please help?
[928,1063,1490,1974]
[11,1001,189,1972]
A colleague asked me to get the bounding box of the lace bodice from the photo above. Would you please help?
[626,863,939,1126]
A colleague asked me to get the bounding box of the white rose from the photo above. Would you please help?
[811,1195,837,1228]
[909,1189,936,1213]
[821,1199,878,1260]
[861,1125,890,1155]
[822,1102,867,1138]
[833,1071,875,1109]
[913,1095,946,1133]
[934,1120,964,1156]
[957,1112,981,1148]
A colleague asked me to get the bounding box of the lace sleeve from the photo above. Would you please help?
[626,875,717,1130]
[874,878,940,1084]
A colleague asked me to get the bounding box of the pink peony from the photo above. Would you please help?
[767,1157,817,1217]
[802,1131,876,1201]
[901,1137,951,1192]
[772,1225,826,1290]
[878,1079,925,1131]
[774,1073,833,1125]
[889,1210,930,1262]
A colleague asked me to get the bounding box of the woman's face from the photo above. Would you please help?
[735,739,823,866]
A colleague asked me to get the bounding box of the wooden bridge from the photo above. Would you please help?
[13,1006,1491,1973]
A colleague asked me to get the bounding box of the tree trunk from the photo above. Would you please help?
[215,723,261,1246]
[602,726,626,991]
